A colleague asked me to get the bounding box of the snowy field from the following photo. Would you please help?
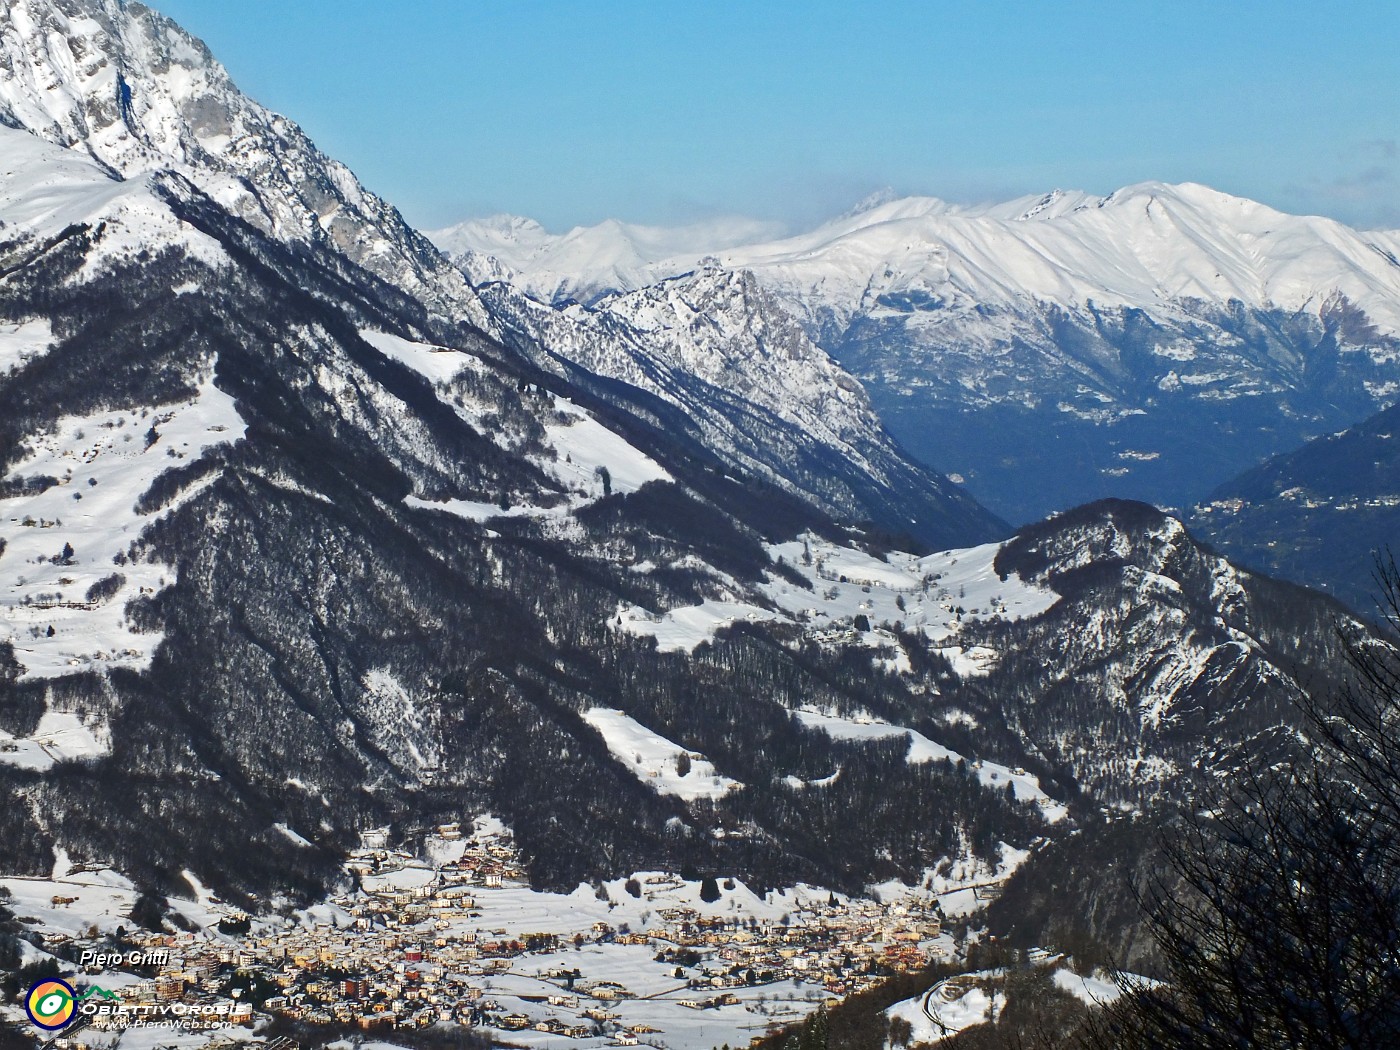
[0,851,228,944]
[542,398,671,496]
[793,709,1067,822]
[360,329,478,386]
[1052,968,1122,1006]
[582,707,743,799]
[477,964,822,1050]
[0,372,245,686]
[761,537,1058,663]
[882,965,1126,1046]
[614,599,777,652]
[0,316,52,375]
[0,710,104,771]
[616,533,1058,681]
[886,978,1004,1044]
[369,327,673,523]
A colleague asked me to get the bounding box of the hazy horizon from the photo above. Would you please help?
[146,1,1400,233]
[430,179,1400,240]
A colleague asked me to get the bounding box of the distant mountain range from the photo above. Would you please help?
[436,186,1400,526]
[436,187,1400,326]
[434,213,787,304]
[1193,397,1400,616]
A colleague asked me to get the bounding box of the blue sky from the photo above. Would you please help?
[155,0,1399,232]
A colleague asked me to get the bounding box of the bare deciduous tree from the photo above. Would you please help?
[1089,555,1400,1049]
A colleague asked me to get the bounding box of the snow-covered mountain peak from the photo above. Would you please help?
[1103,178,1253,208]
[597,266,866,386]
[815,194,956,235]
[696,180,1400,333]
[0,0,492,327]
[973,187,1099,221]
[432,213,553,259]
[838,187,905,218]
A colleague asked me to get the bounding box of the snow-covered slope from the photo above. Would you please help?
[0,0,491,327]
[581,707,743,800]
[0,372,245,682]
[0,124,225,267]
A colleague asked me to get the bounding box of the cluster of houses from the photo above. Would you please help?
[40,824,951,1049]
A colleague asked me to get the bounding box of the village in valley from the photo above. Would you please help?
[4,817,989,1050]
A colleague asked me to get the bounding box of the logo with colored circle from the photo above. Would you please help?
[25,978,76,1030]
